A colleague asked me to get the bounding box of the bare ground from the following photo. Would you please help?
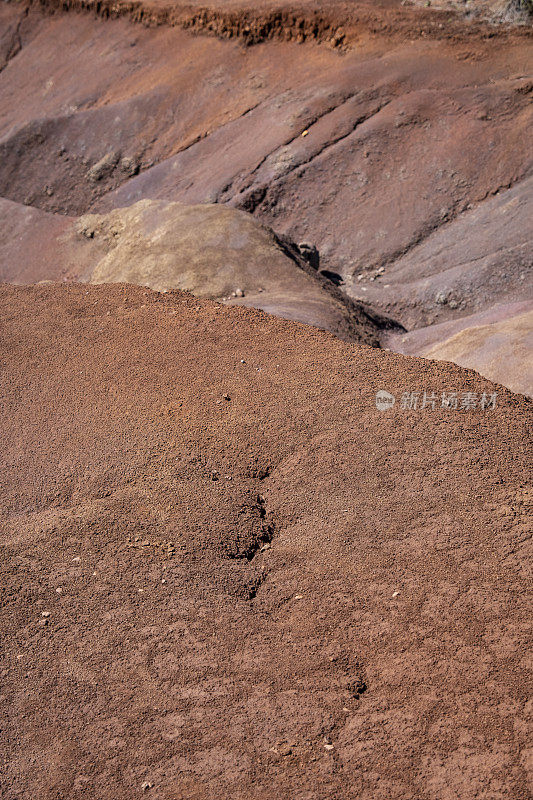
[0,283,532,799]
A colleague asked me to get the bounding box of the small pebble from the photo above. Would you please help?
[277,742,293,756]
[41,611,51,618]
[293,594,303,600]
[56,587,62,594]
[392,591,400,598]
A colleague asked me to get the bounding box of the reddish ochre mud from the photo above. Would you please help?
[1,284,532,799]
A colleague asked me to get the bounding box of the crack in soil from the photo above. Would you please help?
[226,492,275,562]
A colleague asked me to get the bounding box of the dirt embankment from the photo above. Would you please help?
[0,0,531,390]
[5,0,532,51]
[0,283,532,800]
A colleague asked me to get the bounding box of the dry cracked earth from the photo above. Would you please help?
[0,0,532,798]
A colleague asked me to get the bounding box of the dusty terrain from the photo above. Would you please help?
[0,0,531,391]
[0,197,398,341]
[0,1,532,797]
[1,283,532,800]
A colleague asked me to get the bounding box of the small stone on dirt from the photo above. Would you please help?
[278,742,293,756]
[119,156,139,177]
[87,151,120,182]
[298,242,320,270]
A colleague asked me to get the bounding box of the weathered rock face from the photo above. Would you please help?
[81,199,392,343]
[0,197,97,284]
[0,196,394,343]
[369,176,533,396]
[354,175,533,330]
[1,283,531,800]
[422,309,533,397]
[0,0,532,796]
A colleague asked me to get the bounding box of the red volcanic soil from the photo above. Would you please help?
[1,283,532,799]
[0,1,532,794]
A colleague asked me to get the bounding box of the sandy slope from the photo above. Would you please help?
[1,283,532,800]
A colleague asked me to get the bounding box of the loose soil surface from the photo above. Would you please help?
[0,3,532,794]
[1,284,532,800]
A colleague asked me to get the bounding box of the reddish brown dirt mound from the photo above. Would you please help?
[1,283,531,800]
